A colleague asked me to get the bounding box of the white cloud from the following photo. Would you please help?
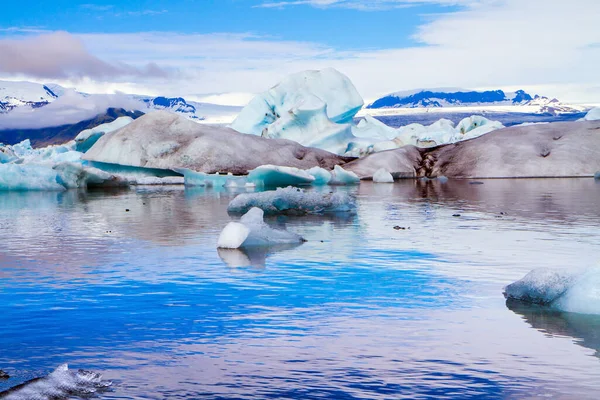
[0,90,144,129]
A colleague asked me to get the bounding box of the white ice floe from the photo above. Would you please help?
[248,165,315,187]
[372,168,394,183]
[227,186,356,215]
[74,116,133,153]
[504,267,600,315]
[329,165,360,185]
[217,207,304,249]
[230,68,364,137]
[0,364,111,400]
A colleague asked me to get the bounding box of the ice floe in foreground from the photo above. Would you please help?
[504,268,600,315]
[217,207,304,249]
[227,186,356,215]
[0,364,111,400]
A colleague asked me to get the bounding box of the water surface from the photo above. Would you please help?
[1,179,600,399]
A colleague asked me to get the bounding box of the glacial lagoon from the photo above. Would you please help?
[1,179,600,399]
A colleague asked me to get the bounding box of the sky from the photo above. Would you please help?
[1,0,600,104]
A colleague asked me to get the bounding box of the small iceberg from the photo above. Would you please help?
[329,165,360,185]
[227,186,356,215]
[504,267,600,315]
[0,364,111,400]
[217,207,304,249]
[248,165,315,187]
[372,168,394,183]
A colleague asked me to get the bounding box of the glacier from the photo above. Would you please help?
[504,267,600,315]
[227,186,356,215]
[217,207,304,249]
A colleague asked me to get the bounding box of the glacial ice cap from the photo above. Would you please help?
[228,186,356,215]
[217,207,304,249]
[230,68,364,137]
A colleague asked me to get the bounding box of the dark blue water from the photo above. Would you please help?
[1,180,600,399]
[372,111,587,128]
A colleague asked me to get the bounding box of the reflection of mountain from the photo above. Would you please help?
[507,299,600,358]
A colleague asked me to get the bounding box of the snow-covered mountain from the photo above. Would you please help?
[367,88,586,115]
[0,81,59,112]
[0,80,242,124]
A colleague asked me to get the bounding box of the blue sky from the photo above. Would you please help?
[1,0,459,49]
[0,0,599,103]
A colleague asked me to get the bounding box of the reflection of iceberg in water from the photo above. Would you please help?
[507,299,600,358]
[217,242,304,268]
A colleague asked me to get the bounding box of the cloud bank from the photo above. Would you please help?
[0,0,599,103]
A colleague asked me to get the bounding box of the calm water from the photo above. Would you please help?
[1,179,600,399]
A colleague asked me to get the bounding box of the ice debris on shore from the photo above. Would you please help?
[504,267,600,315]
[217,207,304,249]
[227,186,356,215]
[0,364,111,400]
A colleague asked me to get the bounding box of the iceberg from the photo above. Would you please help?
[248,165,315,187]
[0,364,111,400]
[180,168,236,187]
[306,166,332,185]
[329,165,360,185]
[227,186,356,215]
[372,168,394,183]
[217,207,304,249]
[83,111,347,174]
[504,267,600,315]
[584,107,600,121]
[0,164,66,191]
[230,68,364,136]
[74,116,133,153]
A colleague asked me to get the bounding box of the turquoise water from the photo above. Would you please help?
[1,179,600,399]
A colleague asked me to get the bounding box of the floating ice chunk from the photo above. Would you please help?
[248,165,315,187]
[0,164,65,191]
[228,186,356,215]
[456,116,504,140]
[230,68,364,136]
[130,176,185,185]
[583,107,600,121]
[54,162,119,189]
[0,364,111,400]
[504,267,600,315]
[217,207,304,249]
[595,171,600,180]
[372,168,394,183]
[306,166,332,185]
[503,268,577,305]
[180,169,235,187]
[329,165,360,185]
[75,116,134,153]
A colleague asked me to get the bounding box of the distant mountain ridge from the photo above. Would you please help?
[367,88,584,115]
[0,80,241,123]
[0,108,144,147]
